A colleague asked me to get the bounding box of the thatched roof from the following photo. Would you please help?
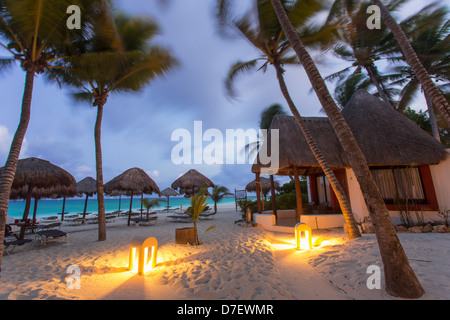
[160,187,179,197]
[246,177,280,193]
[104,168,160,196]
[1,157,76,198]
[76,177,97,196]
[252,90,448,176]
[171,169,215,197]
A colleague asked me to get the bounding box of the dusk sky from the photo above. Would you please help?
[0,0,431,195]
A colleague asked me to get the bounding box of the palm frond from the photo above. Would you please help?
[225,59,259,97]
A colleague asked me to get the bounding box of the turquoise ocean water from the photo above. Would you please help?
[7,196,256,219]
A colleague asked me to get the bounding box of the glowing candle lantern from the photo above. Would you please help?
[128,237,158,274]
[295,223,312,250]
[139,237,158,274]
[129,242,140,273]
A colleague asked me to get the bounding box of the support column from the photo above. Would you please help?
[270,175,277,218]
[255,172,262,213]
[293,166,303,223]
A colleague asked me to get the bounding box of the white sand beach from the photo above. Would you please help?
[1,205,449,300]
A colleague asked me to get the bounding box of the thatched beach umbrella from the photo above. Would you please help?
[1,157,76,238]
[171,169,215,198]
[246,177,279,197]
[160,187,179,210]
[104,168,161,226]
[76,177,97,221]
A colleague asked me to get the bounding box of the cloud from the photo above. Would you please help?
[74,165,95,179]
[0,125,28,162]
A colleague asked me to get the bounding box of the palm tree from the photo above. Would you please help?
[333,73,373,109]
[259,104,286,130]
[370,0,450,127]
[269,0,424,298]
[323,0,405,107]
[189,187,210,245]
[141,198,166,218]
[224,0,361,239]
[59,12,177,241]
[388,3,449,141]
[0,0,99,269]
[244,104,286,161]
[211,186,232,213]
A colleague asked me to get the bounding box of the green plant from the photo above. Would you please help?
[211,186,233,213]
[189,187,215,245]
[141,198,166,218]
[237,199,258,215]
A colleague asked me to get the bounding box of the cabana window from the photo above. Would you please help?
[371,167,426,204]
[316,175,331,206]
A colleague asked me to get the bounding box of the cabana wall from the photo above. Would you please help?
[252,90,449,232]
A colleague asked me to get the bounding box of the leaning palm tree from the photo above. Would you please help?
[388,3,449,141]
[370,0,450,127]
[224,0,361,239]
[58,12,177,241]
[0,0,100,270]
[269,0,424,298]
[210,186,232,213]
[323,0,405,107]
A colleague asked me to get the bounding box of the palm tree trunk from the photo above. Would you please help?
[0,71,35,274]
[366,64,394,108]
[270,0,424,298]
[94,102,107,241]
[424,92,441,142]
[370,0,450,127]
[273,61,360,239]
[128,191,134,227]
[83,194,89,223]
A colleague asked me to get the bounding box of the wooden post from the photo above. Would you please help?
[270,175,277,218]
[293,166,303,223]
[128,191,134,226]
[255,172,262,213]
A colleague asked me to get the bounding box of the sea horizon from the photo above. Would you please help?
[7,196,257,219]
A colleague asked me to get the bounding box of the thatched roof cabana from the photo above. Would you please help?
[76,177,97,197]
[104,168,160,226]
[246,177,280,193]
[171,169,215,197]
[160,187,179,211]
[160,187,179,197]
[252,90,448,176]
[1,157,76,235]
[2,157,77,192]
[104,168,160,196]
[76,177,97,218]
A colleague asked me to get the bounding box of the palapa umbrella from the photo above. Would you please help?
[160,187,179,211]
[246,177,280,199]
[1,157,76,238]
[76,177,97,221]
[104,168,160,226]
[171,169,215,198]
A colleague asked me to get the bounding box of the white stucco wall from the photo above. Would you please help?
[429,149,450,211]
[345,168,370,223]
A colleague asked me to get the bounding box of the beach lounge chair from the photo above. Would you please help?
[130,216,158,226]
[199,212,216,220]
[3,225,32,255]
[65,218,85,226]
[167,213,193,223]
[40,216,59,223]
[34,229,68,247]
[37,222,62,231]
